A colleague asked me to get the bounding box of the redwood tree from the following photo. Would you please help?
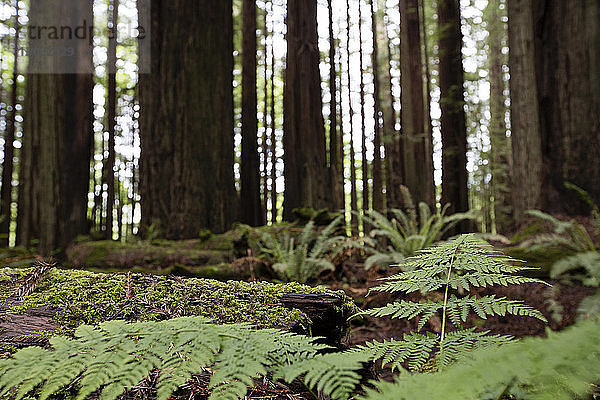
[17,0,94,254]
[438,0,469,226]
[283,0,332,219]
[138,0,236,237]
[240,0,263,226]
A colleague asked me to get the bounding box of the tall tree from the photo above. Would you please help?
[358,0,370,216]
[269,4,278,222]
[506,0,544,225]
[328,0,344,211]
[399,0,434,206]
[261,5,269,222]
[240,0,263,226]
[283,0,332,219]
[17,0,94,254]
[104,0,119,239]
[0,0,20,246]
[532,1,600,215]
[138,0,236,237]
[345,0,358,230]
[486,0,511,232]
[369,0,384,212]
[438,0,469,227]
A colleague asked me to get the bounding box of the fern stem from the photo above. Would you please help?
[440,237,464,352]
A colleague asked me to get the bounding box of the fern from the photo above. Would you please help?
[360,234,547,371]
[0,317,345,400]
[258,216,363,282]
[362,193,474,269]
[360,318,600,400]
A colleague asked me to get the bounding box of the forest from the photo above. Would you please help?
[0,0,599,399]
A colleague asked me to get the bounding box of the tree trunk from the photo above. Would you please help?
[399,0,434,207]
[377,0,404,210]
[358,0,370,218]
[507,0,543,225]
[240,0,264,227]
[438,0,469,228]
[532,0,600,215]
[283,0,332,219]
[138,0,236,238]
[17,0,94,254]
[0,0,20,246]
[370,0,384,212]
[345,0,358,231]
[328,0,344,211]
[486,0,511,233]
[269,6,278,223]
[105,0,119,239]
[262,6,269,224]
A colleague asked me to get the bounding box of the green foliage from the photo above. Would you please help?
[362,190,473,269]
[0,317,366,400]
[521,210,597,253]
[360,234,547,371]
[360,317,600,400]
[258,216,362,282]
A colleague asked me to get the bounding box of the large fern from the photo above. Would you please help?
[359,234,547,371]
[362,190,473,269]
[0,317,369,400]
[360,317,600,400]
[258,216,363,282]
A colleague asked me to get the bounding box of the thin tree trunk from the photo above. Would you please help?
[358,0,370,218]
[105,0,119,240]
[328,0,343,211]
[269,2,278,223]
[370,0,383,212]
[0,0,20,246]
[240,0,264,226]
[420,0,435,203]
[486,0,511,233]
[283,0,332,219]
[262,6,269,223]
[438,0,469,230]
[346,0,358,232]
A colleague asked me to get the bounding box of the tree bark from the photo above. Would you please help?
[486,0,511,233]
[370,0,384,212]
[438,0,469,228]
[0,0,20,246]
[269,5,278,223]
[507,0,543,225]
[283,0,332,219]
[139,0,236,238]
[399,0,434,207]
[240,0,264,227]
[17,0,94,254]
[345,0,358,231]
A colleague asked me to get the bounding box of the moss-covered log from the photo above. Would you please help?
[0,267,356,355]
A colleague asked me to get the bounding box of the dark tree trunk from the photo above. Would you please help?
[358,0,370,217]
[507,0,544,225]
[0,0,20,246]
[139,0,236,238]
[345,0,358,231]
[377,0,404,210]
[104,0,119,239]
[438,0,469,227]
[399,0,434,207]
[532,0,600,215]
[17,0,94,254]
[370,0,384,212]
[328,0,344,211]
[269,7,278,223]
[240,0,263,227]
[486,0,511,233]
[283,0,332,219]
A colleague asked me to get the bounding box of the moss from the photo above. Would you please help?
[1,267,339,330]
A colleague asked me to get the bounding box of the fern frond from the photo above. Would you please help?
[357,333,437,372]
[550,251,600,284]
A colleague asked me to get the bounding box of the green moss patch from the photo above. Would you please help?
[1,267,343,330]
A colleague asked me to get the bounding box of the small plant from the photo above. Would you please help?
[357,234,547,371]
[520,210,597,253]
[362,188,473,269]
[258,216,363,282]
